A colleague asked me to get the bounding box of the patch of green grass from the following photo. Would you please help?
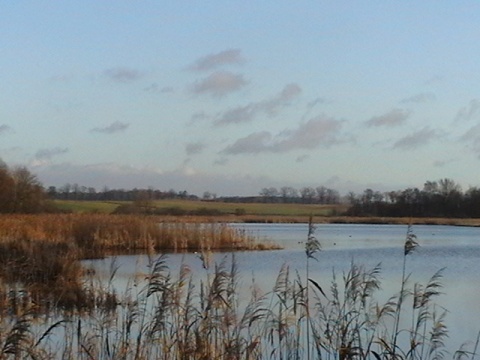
[53,199,348,217]
[53,200,122,213]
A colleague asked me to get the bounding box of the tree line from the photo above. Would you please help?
[47,184,198,202]
[2,157,480,219]
[256,186,341,204]
[346,178,480,218]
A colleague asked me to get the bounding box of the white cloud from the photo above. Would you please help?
[31,147,69,166]
[90,121,130,134]
[189,49,245,72]
[222,132,272,154]
[214,83,302,125]
[400,93,436,104]
[185,142,206,155]
[0,124,12,135]
[366,109,411,127]
[393,127,437,150]
[461,123,480,156]
[191,71,247,97]
[222,116,344,154]
[104,67,143,83]
[455,99,480,122]
[144,83,174,93]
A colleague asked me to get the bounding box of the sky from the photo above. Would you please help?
[2,1,480,196]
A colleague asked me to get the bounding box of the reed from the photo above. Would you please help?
[0,219,476,359]
[0,214,279,313]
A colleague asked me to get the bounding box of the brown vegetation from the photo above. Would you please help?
[0,214,279,313]
[0,225,473,359]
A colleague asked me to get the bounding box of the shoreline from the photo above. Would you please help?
[195,215,480,227]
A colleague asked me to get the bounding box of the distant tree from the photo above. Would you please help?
[260,187,279,202]
[316,186,327,203]
[300,187,316,204]
[203,191,213,200]
[325,188,340,204]
[280,186,298,203]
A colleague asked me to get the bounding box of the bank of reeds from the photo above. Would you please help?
[0,218,476,359]
[0,214,279,313]
[0,251,474,359]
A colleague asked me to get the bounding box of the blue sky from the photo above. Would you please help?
[2,1,480,196]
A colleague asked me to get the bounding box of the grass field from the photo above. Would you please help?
[54,199,348,217]
[54,199,123,213]
[51,199,480,226]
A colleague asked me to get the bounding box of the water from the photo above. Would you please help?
[87,223,480,352]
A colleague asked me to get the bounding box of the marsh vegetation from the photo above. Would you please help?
[0,217,476,359]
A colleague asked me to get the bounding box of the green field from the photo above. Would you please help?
[53,200,123,214]
[53,199,347,217]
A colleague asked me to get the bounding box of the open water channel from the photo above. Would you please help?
[88,223,480,353]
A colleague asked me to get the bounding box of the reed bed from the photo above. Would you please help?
[0,214,279,313]
[0,218,476,359]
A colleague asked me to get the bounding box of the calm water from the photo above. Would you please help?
[88,223,480,351]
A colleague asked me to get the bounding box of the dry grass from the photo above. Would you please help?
[0,218,477,359]
[0,214,280,253]
[0,214,279,312]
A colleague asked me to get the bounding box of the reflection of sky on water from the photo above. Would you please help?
[84,223,480,353]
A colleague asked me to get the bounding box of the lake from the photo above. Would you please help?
[87,223,480,354]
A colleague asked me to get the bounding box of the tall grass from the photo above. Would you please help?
[0,214,279,313]
[0,219,476,359]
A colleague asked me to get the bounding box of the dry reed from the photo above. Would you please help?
[0,219,476,359]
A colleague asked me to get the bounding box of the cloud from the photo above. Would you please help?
[296,154,309,162]
[144,83,174,93]
[189,111,211,125]
[35,147,69,160]
[0,124,12,135]
[222,132,272,154]
[214,158,228,166]
[185,142,206,155]
[392,127,437,150]
[455,99,480,122]
[366,109,411,127]
[31,147,69,166]
[104,67,143,83]
[191,71,247,97]
[307,97,329,108]
[90,121,130,134]
[424,75,443,86]
[214,83,302,125]
[222,116,344,154]
[461,123,480,155]
[272,116,344,152]
[433,158,456,167]
[400,93,436,104]
[189,49,245,71]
